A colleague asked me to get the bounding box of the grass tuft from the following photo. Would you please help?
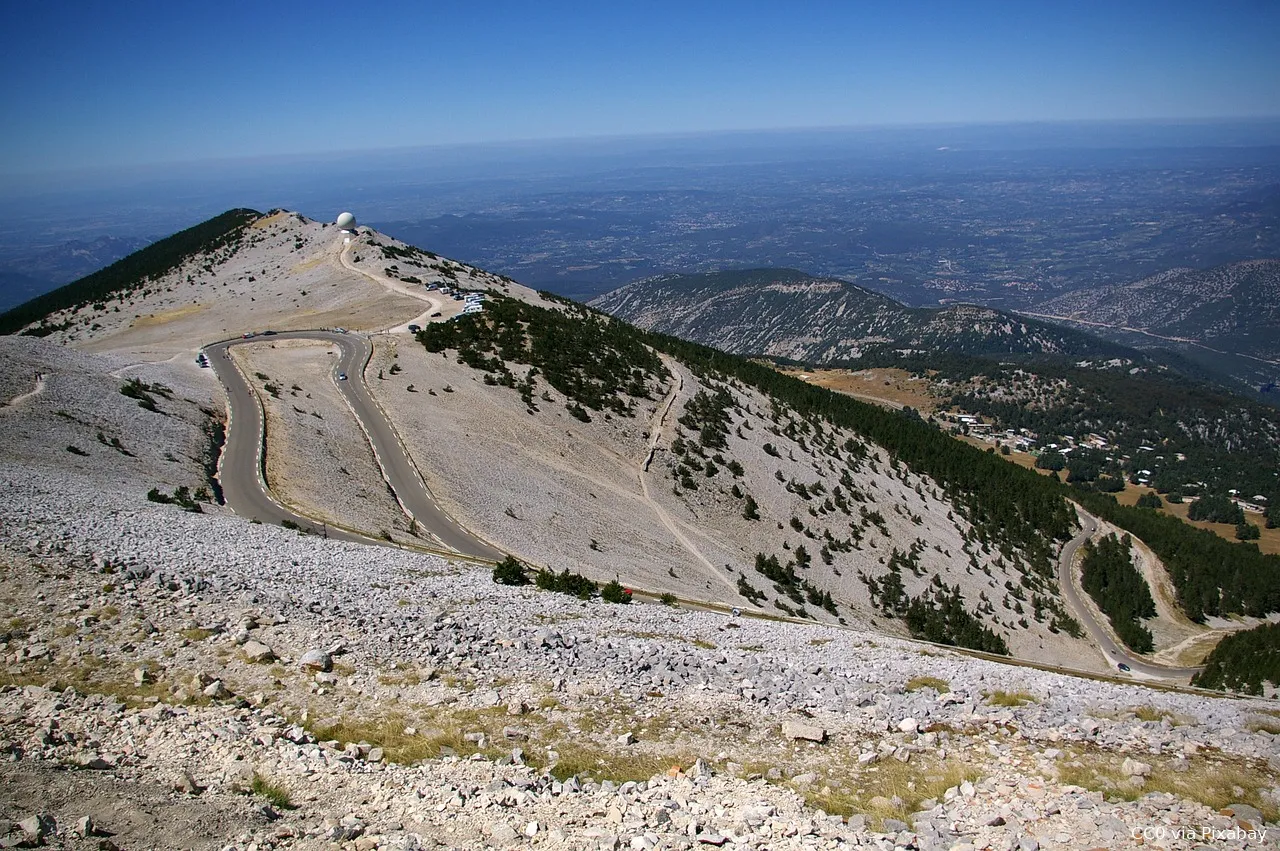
[985,689,1037,707]
[801,757,980,829]
[905,676,950,694]
[547,745,700,784]
[1245,715,1280,736]
[306,709,512,764]
[1133,705,1175,723]
[249,774,295,810]
[1057,751,1277,822]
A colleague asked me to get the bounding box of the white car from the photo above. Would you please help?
[337,372,348,381]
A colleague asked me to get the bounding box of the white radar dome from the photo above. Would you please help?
[335,211,356,230]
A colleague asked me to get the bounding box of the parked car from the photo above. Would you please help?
[407,324,420,333]
[430,312,442,318]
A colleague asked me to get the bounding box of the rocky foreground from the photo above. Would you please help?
[1,463,1278,851]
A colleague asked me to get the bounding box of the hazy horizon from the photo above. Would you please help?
[4,0,1279,177]
[9,115,1280,178]
[5,116,1280,200]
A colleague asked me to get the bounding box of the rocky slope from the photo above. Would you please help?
[3,430,1280,850]
[366,294,1105,666]
[590,269,1132,363]
[2,211,1105,665]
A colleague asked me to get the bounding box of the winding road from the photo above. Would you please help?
[204,330,1211,684]
[1056,507,1202,681]
[206,330,504,562]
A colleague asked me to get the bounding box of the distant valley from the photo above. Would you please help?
[373,140,1280,308]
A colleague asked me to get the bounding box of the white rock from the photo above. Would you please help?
[299,648,332,671]
[781,720,826,742]
[203,680,230,699]
[241,640,275,663]
[1121,757,1152,777]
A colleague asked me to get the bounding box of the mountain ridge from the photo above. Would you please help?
[591,268,1138,363]
[0,211,1101,665]
[0,209,259,336]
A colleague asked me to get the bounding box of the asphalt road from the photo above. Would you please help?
[205,331,504,561]
[1056,508,1203,681]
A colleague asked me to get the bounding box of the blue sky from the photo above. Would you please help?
[3,0,1278,174]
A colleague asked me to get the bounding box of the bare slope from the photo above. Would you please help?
[0,335,219,514]
[591,268,1131,362]
[371,297,1097,668]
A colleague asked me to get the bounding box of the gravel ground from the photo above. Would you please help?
[2,466,1279,849]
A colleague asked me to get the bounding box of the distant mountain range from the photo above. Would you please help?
[1022,260,1280,388]
[0,235,153,312]
[591,268,1135,362]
